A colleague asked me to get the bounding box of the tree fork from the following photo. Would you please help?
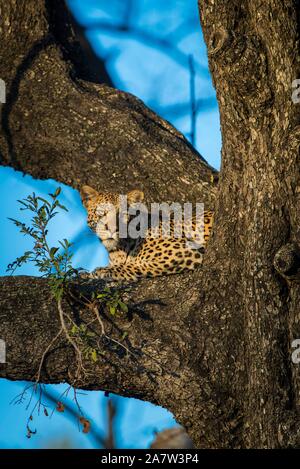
[0,0,300,448]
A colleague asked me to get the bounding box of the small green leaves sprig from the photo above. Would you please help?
[7,188,132,367]
[96,287,129,316]
[7,189,134,437]
[7,188,81,300]
[70,324,98,363]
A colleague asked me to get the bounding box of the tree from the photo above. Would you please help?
[0,0,299,448]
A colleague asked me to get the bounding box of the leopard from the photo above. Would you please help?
[80,185,213,281]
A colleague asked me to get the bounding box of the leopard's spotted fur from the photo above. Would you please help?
[80,185,213,281]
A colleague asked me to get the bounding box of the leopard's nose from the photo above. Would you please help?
[104,229,117,240]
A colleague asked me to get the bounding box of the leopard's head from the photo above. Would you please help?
[80,185,144,251]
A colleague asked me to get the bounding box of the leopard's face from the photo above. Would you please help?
[80,185,144,252]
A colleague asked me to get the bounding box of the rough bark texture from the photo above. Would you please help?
[0,0,300,449]
[0,273,206,438]
[197,0,300,448]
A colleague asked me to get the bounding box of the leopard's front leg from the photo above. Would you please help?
[82,264,144,282]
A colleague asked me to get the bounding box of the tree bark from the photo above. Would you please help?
[197,0,300,448]
[0,0,300,449]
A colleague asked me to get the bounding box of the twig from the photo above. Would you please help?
[91,303,136,358]
[49,385,72,418]
[57,297,87,379]
[69,288,137,358]
[87,22,209,76]
[35,327,63,383]
[10,383,34,405]
[42,387,106,448]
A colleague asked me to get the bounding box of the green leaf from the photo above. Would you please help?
[37,197,51,207]
[90,349,97,362]
[56,202,68,212]
[118,301,128,313]
[50,247,59,258]
[53,187,61,198]
[97,293,108,299]
[71,325,78,335]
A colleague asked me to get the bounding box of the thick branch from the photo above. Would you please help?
[0,273,206,443]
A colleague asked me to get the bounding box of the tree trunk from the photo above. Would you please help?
[197,0,300,448]
[0,0,299,448]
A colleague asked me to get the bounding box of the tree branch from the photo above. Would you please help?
[0,273,207,443]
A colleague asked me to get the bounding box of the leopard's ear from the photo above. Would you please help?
[127,190,144,204]
[80,185,99,205]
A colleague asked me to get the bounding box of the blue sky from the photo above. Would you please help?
[0,0,221,448]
